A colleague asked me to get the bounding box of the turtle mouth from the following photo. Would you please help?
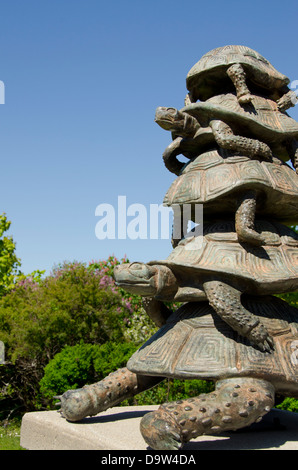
[114,279,157,296]
[115,280,151,288]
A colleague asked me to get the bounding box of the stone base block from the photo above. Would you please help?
[20,406,298,451]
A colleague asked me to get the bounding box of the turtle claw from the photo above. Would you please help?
[248,323,274,353]
[140,409,183,451]
[257,340,274,353]
[237,229,264,247]
[277,90,297,111]
[238,93,253,104]
[53,395,63,408]
[265,336,275,351]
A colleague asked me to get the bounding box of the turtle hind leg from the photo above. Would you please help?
[210,120,272,162]
[235,190,264,246]
[226,63,253,104]
[140,378,275,450]
[57,367,164,422]
[203,280,274,352]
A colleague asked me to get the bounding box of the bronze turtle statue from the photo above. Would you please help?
[155,93,298,175]
[57,295,298,450]
[114,220,298,351]
[155,93,298,246]
[56,47,298,451]
[186,45,297,111]
[163,148,298,247]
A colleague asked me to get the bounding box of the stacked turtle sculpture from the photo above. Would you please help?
[57,46,298,450]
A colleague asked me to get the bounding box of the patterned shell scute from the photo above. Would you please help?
[163,150,298,225]
[186,45,289,100]
[205,93,298,136]
[127,297,298,394]
[161,220,298,288]
[181,95,298,155]
[189,45,282,76]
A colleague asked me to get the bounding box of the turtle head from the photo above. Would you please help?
[155,107,181,131]
[113,262,178,300]
[155,106,199,138]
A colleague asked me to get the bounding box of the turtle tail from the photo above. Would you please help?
[162,137,186,175]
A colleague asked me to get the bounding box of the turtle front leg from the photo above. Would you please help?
[226,63,253,104]
[140,377,275,450]
[277,89,298,112]
[235,190,264,246]
[56,367,164,422]
[210,120,272,161]
[203,280,274,352]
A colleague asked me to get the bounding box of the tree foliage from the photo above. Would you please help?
[0,258,148,412]
[0,214,21,296]
[0,260,135,364]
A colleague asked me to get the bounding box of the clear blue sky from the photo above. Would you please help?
[1,0,298,275]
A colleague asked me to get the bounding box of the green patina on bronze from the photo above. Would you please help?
[58,46,298,451]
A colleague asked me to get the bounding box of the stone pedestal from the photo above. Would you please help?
[20,406,298,451]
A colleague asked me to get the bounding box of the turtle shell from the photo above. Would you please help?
[149,220,298,298]
[181,93,298,160]
[127,296,298,397]
[186,45,290,102]
[163,149,298,225]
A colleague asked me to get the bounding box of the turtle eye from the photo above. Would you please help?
[129,262,155,279]
[130,263,143,270]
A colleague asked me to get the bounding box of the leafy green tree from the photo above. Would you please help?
[0,214,21,296]
[0,261,134,364]
[0,260,137,412]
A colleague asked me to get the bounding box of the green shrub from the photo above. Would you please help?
[126,378,215,407]
[39,341,138,404]
[39,340,215,409]
[0,260,133,364]
[0,259,140,412]
[277,292,298,309]
[276,397,298,413]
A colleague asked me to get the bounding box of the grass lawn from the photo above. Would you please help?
[0,420,24,450]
